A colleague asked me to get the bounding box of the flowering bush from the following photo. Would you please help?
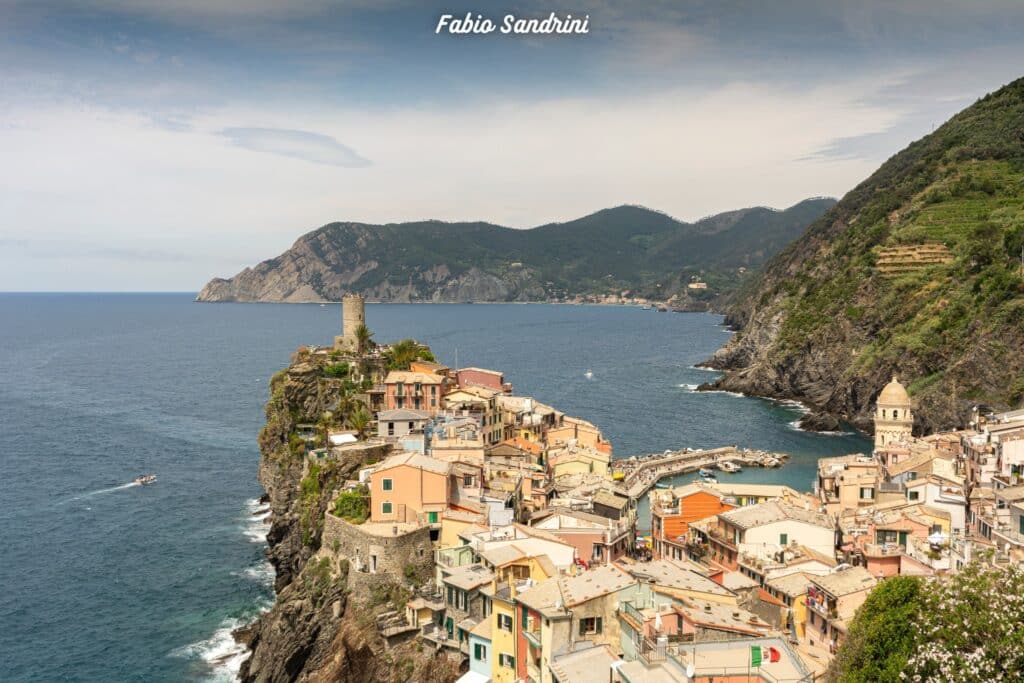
[830,562,1024,682]
[902,562,1024,682]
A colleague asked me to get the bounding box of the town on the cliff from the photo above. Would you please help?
[270,295,1024,682]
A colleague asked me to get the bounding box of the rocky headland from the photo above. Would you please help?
[235,350,459,683]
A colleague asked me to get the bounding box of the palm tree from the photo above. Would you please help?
[386,338,420,370]
[354,324,374,355]
[348,404,371,439]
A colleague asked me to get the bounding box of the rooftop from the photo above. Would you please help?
[549,644,618,683]
[810,567,877,597]
[559,565,634,607]
[766,571,812,599]
[384,371,444,384]
[624,559,734,598]
[442,563,495,591]
[377,408,431,421]
[719,500,833,531]
[591,490,630,511]
[374,451,451,476]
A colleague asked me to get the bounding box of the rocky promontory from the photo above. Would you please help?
[237,349,459,683]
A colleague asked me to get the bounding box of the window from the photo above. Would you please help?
[408,421,414,430]
[498,613,513,632]
[499,654,515,669]
[579,617,603,636]
[382,478,393,491]
[779,533,788,546]
[382,501,392,515]
[474,643,486,661]
[387,422,395,436]
[522,605,530,629]
[908,490,920,501]
[464,474,473,487]
[592,544,603,560]
[428,511,439,524]
[859,487,874,500]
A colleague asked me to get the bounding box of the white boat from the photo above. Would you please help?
[134,474,157,485]
[698,468,715,478]
[718,461,742,473]
[584,370,593,379]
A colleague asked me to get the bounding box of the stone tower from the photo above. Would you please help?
[873,375,914,448]
[334,294,366,352]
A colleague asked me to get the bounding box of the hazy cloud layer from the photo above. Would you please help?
[2,1,1024,290]
[220,128,370,168]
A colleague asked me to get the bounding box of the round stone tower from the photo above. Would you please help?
[873,375,914,448]
[334,294,365,352]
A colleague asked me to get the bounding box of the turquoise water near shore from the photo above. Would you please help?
[0,295,870,681]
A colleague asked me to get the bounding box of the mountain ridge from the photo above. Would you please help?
[196,198,835,304]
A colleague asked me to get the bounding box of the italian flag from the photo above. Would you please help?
[751,645,781,666]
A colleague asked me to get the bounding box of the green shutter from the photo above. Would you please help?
[751,645,762,667]
[780,533,788,546]
[522,605,529,629]
[428,511,438,523]
[596,617,603,634]
[579,619,586,636]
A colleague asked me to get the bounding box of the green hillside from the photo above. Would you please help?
[711,77,1024,432]
[197,199,834,305]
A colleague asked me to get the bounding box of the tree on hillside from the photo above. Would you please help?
[826,576,922,683]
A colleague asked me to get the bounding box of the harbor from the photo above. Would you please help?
[614,446,790,498]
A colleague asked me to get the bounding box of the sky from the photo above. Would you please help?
[2,1,1024,291]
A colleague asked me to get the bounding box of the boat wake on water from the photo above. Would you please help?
[63,481,140,503]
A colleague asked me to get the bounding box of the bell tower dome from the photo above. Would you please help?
[874,375,914,448]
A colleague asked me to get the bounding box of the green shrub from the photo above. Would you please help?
[333,487,369,524]
[324,362,350,378]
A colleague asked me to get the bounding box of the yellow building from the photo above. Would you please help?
[766,571,811,640]
[487,583,519,683]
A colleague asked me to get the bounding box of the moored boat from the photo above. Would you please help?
[718,461,742,473]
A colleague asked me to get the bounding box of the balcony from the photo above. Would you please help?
[618,600,648,627]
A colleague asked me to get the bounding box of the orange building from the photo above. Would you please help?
[651,484,735,561]
[369,452,451,525]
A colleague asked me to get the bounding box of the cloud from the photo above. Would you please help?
[219,127,371,168]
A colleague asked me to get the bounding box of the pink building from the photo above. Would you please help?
[456,367,512,393]
[383,371,446,415]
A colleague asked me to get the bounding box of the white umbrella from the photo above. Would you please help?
[928,531,949,544]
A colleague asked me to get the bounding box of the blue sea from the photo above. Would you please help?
[0,294,871,682]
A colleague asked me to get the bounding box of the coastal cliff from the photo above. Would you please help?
[237,351,459,683]
[196,200,834,304]
[705,77,1024,434]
